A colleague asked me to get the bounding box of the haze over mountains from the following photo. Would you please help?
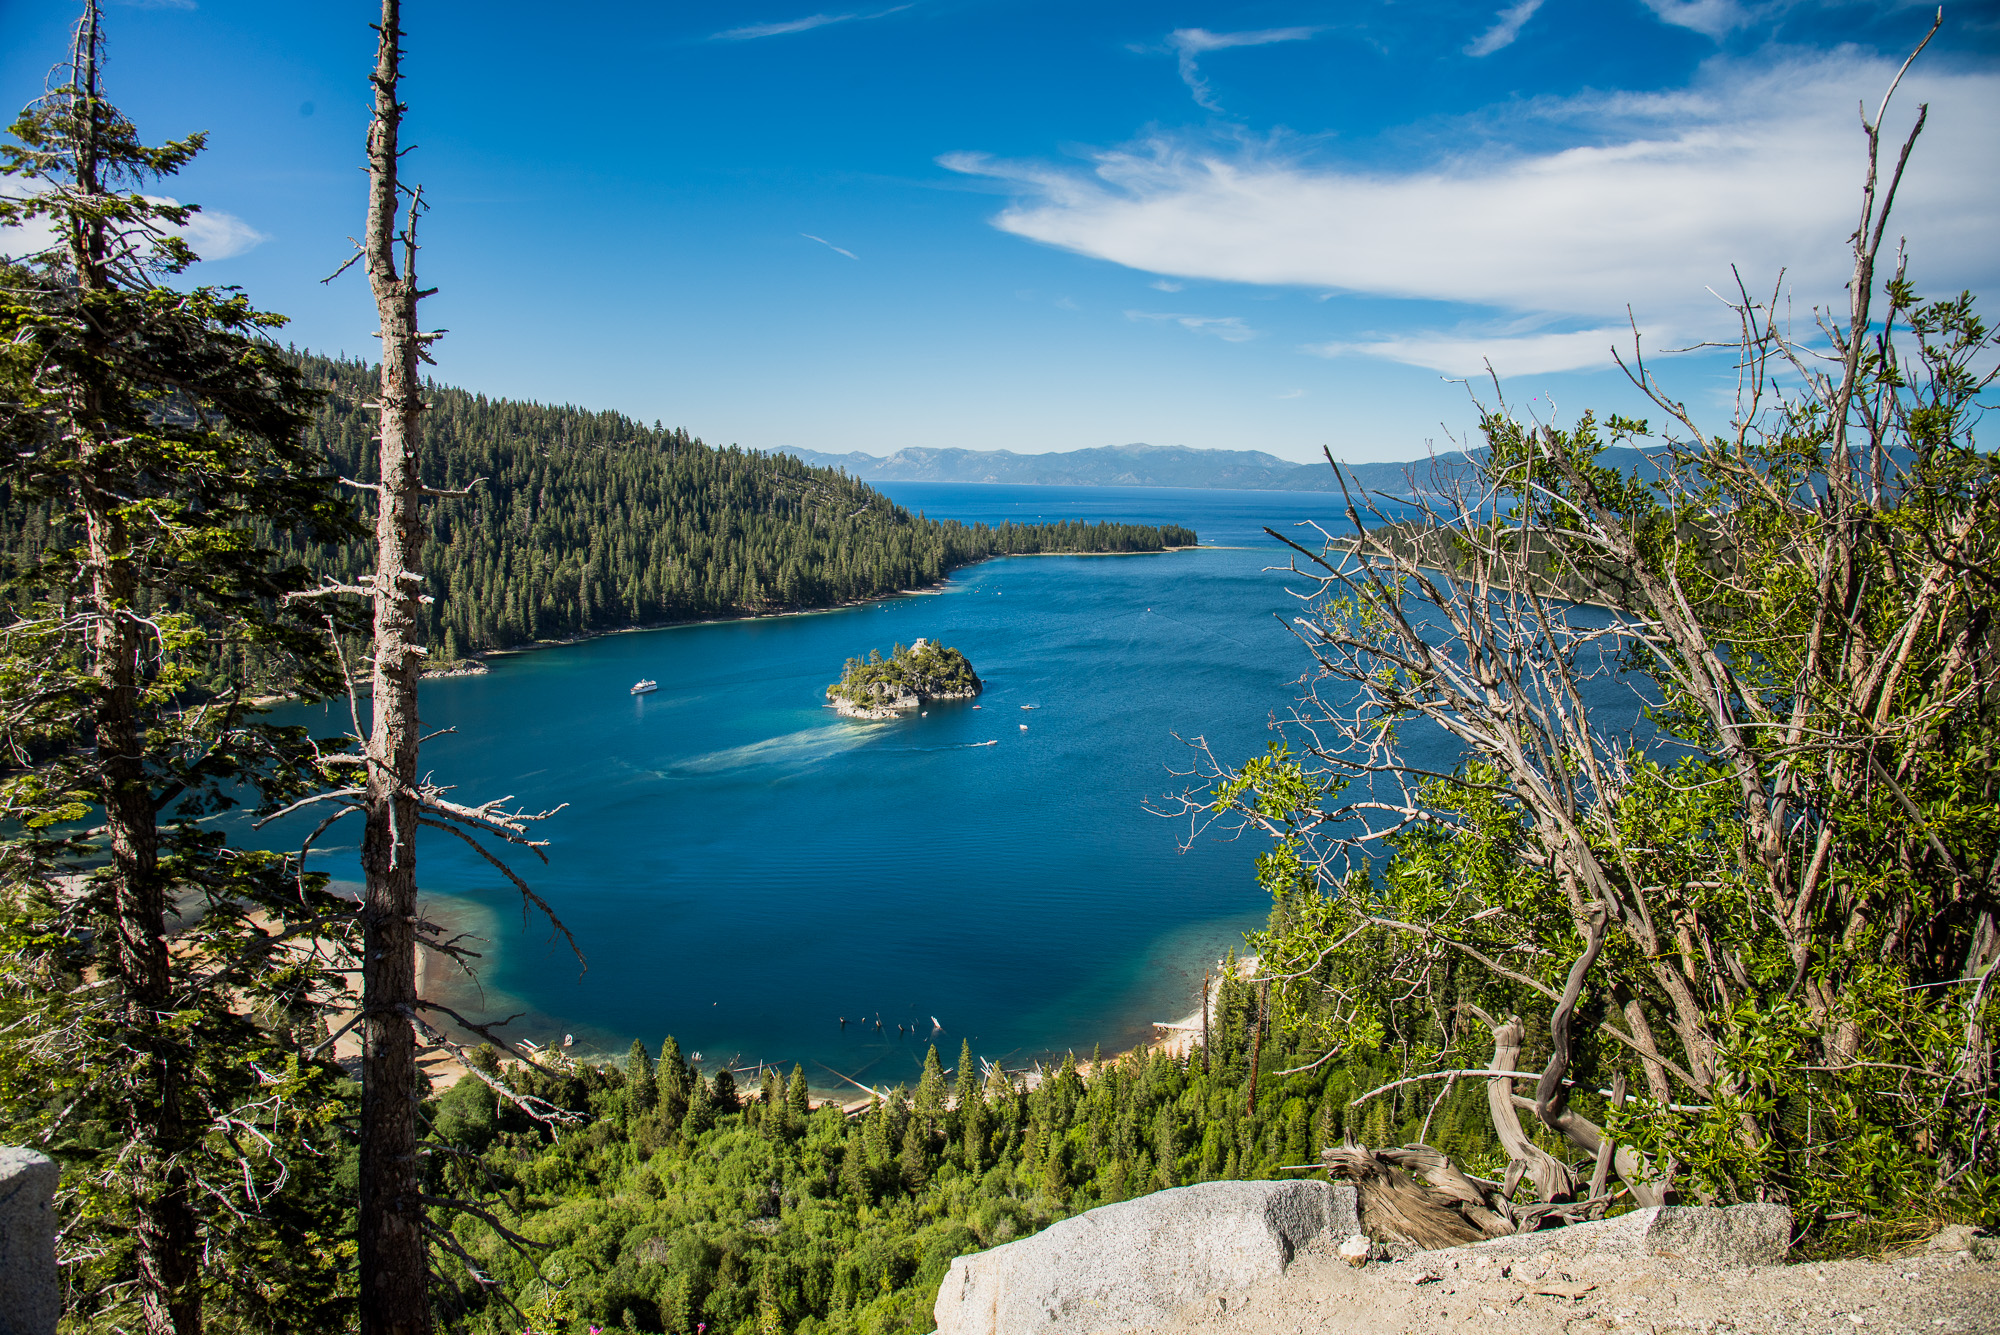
[774,442,1654,497]
[775,442,1445,495]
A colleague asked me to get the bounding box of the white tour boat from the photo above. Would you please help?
[630,679,658,695]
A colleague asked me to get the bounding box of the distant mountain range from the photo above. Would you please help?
[770,441,1654,498]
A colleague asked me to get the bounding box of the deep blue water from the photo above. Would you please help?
[260,484,1562,1091]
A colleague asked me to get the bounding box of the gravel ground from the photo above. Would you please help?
[1149,1233,2000,1334]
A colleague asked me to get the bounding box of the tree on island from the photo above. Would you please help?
[827,639,983,714]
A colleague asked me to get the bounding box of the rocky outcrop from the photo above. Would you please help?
[932,1179,1357,1335]
[1407,1202,1793,1270]
[0,1147,59,1335]
[829,686,979,719]
[830,690,923,719]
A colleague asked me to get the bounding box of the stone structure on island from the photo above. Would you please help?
[826,637,982,719]
[933,1179,1357,1335]
[0,1146,59,1335]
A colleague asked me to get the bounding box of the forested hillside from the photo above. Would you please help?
[426,959,1506,1335]
[277,356,1195,660]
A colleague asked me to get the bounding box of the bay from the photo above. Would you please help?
[267,484,1425,1091]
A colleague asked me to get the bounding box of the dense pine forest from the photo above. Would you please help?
[0,352,1196,672]
[278,355,1195,662]
[422,957,1510,1335]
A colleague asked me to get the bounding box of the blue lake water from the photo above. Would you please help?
[261,484,1518,1091]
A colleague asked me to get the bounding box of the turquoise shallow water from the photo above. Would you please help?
[263,484,1451,1089]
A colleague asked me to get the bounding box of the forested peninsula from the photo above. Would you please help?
[0,353,1195,670]
[275,356,1195,660]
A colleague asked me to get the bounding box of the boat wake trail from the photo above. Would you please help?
[671,725,877,776]
[876,740,1001,753]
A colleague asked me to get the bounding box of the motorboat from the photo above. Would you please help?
[630,679,658,695]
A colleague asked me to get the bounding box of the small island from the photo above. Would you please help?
[826,638,983,718]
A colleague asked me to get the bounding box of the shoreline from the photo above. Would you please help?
[1139,952,1257,1064]
[431,944,1260,1111]
[461,546,1199,662]
[250,545,1202,706]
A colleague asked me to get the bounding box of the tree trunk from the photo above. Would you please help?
[1484,1016,1574,1204]
[1201,969,1210,1076]
[1247,979,1267,1117]
[86,486,200,1335]
[357,2,433,1330]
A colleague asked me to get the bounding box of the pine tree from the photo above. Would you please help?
[755,1067,781,1130]
[838,1133,870,1204]
[914,1045,948,1140]
[683,1068,716,1137]
[657,1036,692,1129]
[0,6,359,1329]
[1153,1104,1180,1190]
[898,1116,931,1193]
[861,1094,893,1172]
[710,1067,740,1114]
[1041,1133,1069,1202]
[628,1038,657,1115]
[984,1060,1014,1104]
[352,3,444,1325]
[952,1041,984,1169]
[786,1065,812,1122]
[953,1041,980,1113]
[756,1257,785,1335]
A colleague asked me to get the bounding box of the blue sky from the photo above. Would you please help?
[3,0,1996,463]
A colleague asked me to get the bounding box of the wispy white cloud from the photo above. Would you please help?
[1276,388,1306,399]
[1167,26,1319,111]
[1639,0,1755,37]
[713,5,910,41]
[1150,278,1184,292]
[720,15,845,39]
[1465,0,1544,57]
[801,232,858,259]
[942,51,1999,373]
[1126,310,1257,342]
[1054,295,1080,311]
[1,186,266,264]
[1639,0,1935,39]
[180,206,267,259]
[1306,325,1664,377]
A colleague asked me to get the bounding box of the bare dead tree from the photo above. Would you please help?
[280,5,581,1326]
[1185,13,1997,1219]
[354,4,433,1325]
